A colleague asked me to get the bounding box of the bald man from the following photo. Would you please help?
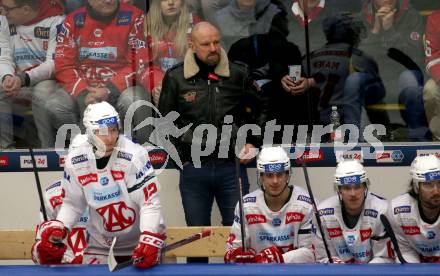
[158,22,267,263]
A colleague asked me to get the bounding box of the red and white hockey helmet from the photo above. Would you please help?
[83,101,120,132]
[410,155,440,192]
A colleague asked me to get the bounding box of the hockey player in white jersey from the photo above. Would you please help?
[225,146,315,264]
[387,155,440,263]
[31,101,166,268]
[312,160,394,263]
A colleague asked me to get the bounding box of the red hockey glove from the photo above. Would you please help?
[254,246,284,263]
[224,247,256,263]
[31,220,68,264]
[132,231,166,269]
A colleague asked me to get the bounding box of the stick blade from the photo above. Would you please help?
[108,237,119,272]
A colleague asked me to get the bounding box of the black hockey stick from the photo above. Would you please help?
[29,147,48,221]
[380,214,407,264]
[300,155,333,263]
[108,229,212,272]
[235,156,247,251]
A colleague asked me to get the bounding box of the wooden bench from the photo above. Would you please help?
[0,227,230,260]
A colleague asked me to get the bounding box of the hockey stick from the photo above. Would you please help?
[235,156,247,251]
[380,214,407,264]
[29,147,48,221]
[300,155,333,263]
[108,229,212,272]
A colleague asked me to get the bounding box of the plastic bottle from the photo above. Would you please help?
[330,106,341,142]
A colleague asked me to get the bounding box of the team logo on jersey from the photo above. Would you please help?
[426,230,436,240]
[116,11,133,25]
[111,170,125,181]
[96,201,135,232]
[182,91,197,103]
[394,205,411,214]
[34,27,50,39]
[243,197,256,203]
[93,28,103,38]
[360,229,372,242]
[78,173,98,186]
[100,176,109,186]
[402,226,421,236]
[246,214,266,225]
[285,212,305,224]
[72,154,88,165]
[363,209,378,218]
[327,227,343,238]
[272,218,282,227]
[117,151,132,161]
[297,195,312,204]
[67,227,87,254]
[319,208,334,216]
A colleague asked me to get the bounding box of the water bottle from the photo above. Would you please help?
[330,106,341,142]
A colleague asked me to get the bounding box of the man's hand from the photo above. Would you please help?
[224,247,256,263]
[132,231,166,269]
[281,76,313,96]
[31,220,68,265]
[2,75,21,96]
[254,246,284,263]
[374,6,396,32]
[239,143,257,164]
[381,8,396,30]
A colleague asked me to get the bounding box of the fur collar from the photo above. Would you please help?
[183,48,230,79]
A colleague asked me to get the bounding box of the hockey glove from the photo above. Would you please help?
[254,246,284,263]
[132,231,166,269]
[224,247,256,263]
[31,220,68,264]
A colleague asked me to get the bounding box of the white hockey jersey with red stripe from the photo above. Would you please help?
[313,193,394,263]
[388,193,440,263]
[57,135,165,256]
[226,186,315,263]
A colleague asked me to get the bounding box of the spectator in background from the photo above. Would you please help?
[281,0,335,55]
[186,0,228,23]
[423,11,440,140]
[215,0,281,51]
[159,22,267,263]
[228,9,308,144]
[281,13,390,141]
[142,0,200,106]
[62,0,147,14]
[0,0,77,148]
[54,0,153,145]
[359,0,430,141]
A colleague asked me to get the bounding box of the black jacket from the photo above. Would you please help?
[158,48,267,165]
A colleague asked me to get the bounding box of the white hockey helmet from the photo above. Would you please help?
[83,101,120,132]
[257,146,290,174]
[257,146,291,191]
[410,155,440,193]
[334,160,368,188]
